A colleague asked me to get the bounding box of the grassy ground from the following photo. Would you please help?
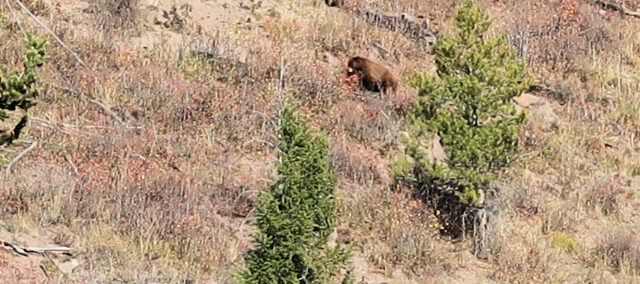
[1,0,640,283]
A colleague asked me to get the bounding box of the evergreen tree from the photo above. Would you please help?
[0,33,48,146]
[401,0,529,206]
[237,104,352,283]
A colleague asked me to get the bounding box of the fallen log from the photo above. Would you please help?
[595,0,640,18]
[355,8,438,45]
[2,240,73,256]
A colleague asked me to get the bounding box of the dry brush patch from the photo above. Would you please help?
[595,228,640,275]
[0,22,282,281]
[337,180,445,276]
[3,0,640,282]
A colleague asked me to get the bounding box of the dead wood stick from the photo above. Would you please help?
[4,0,27,38]
[2,241,28,256]
[53,85,142,130]
[64,153,80,177]
[595,0,640,18]
[373,42,390,55]
[23,246,72,253]
[5,140,38,175]
[60,86,126,127]
[43,252,70,280]
[2,240,72,256]
[234,208,256,235]
[13,0,87,66]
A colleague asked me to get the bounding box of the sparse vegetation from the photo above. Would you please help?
[0,0,640,282]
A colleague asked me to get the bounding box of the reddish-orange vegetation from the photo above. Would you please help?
[0,0,639,282]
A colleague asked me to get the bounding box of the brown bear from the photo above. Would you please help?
[347,56,398,97]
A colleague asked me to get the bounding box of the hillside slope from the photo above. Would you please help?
[1,0,640,283]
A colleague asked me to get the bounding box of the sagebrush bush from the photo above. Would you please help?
[0,33,48,146]
[236,104,352,283]
[400,0,529,206]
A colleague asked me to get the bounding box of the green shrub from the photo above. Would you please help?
[401,0,529,206]
[0,33,48,146]
[236,104,352,283]
[551,232,578,253]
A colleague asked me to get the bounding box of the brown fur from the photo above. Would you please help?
[347,56,398,95]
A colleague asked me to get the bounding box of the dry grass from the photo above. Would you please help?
[0,0,640,282]
[1,8,272,281]
[595,228,640,274]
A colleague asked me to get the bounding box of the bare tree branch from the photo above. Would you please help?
[53,85,143,130]
[64,152,80,177]
[13,0,88,66]
[5,140,38,175]
[4,0,27,37]
[2,240,73,256]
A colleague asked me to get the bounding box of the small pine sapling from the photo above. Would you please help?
[0,33,48,146]
[237,103,352,283]
[401,0,529,207]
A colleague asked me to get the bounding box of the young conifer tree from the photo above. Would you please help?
[0,33,48,146]
[403,0,529,206]
[237,104,352,283]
